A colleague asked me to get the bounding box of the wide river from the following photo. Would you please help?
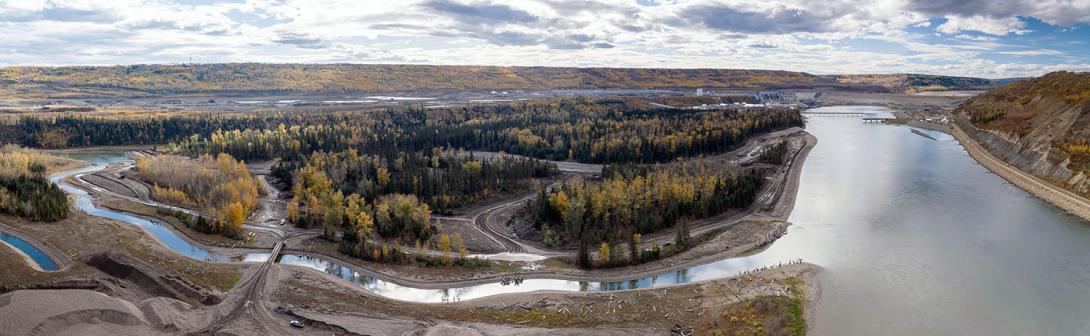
[52,105,1090,335]
[781,106,1090,335]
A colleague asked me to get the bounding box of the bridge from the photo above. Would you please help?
[863,117,893,123]
[268,240,285,261]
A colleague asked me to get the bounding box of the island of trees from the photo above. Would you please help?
[135,154,259,238]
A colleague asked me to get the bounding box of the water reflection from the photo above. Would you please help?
[273,251,786,303]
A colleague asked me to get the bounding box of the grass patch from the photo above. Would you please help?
[480,309,576,327]
[199,272,244,292]
[697,296,805,336]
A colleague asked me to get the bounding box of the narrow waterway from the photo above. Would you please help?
[0,231,58,271]
[52,153,233,262]
[53,107,1090,334]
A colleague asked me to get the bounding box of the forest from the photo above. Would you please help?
[287,162,434,243]
[12,111,358,148]
[526,162,765,267]
[272,148,555,214]
[162,99,804,164]
[0,146,71,221]
[135,154,259,238]
[12,100,803,166]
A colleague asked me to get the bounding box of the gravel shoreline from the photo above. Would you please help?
[953,123,1090,222]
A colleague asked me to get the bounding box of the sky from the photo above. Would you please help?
[1,0,1089,78]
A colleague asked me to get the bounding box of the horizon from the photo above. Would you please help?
[2,1,1089,78]
[0,62,1045,80]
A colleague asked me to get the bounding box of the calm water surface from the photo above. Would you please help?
[775,106,1090,335]
[0,231,58,271]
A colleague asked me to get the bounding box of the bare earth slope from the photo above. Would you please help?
[954,72,1090,194]
[953,71,1090,219]
[832,73,994,93]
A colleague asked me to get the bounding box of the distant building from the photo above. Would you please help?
[795,91,822,105]
[695,88,704,96]
[752,91,797,104]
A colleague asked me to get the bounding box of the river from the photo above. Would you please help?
[769,106,1090,335]
[52,105,1090,334]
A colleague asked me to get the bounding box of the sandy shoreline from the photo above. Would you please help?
[276,259,823,335]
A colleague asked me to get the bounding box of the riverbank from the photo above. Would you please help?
[952,123,1090,222]
[274,260,821,335]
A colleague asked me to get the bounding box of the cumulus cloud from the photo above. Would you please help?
[672,4,837,34]
[936,15,1029,35]
[905,0,1090,26]
[422,0,538,24]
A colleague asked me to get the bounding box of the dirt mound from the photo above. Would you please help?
[86,254,220,306]
[137,297,197,332]
[0,289,157,336]
[0,279,101,294]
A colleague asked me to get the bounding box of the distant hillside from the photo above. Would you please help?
[832,74,994,93]
[954,71,1090,195]
[0,63,867,99]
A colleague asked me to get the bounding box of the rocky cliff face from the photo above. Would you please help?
[955,71,1090,195]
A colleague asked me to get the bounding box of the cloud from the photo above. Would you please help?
[749,41,779,48]
[996,49,1066,57]
[422,0,538,24]
[905,0,1090,26]
[0,0,1086,78]
[936,15,1029,35]
[954,34,996,41]
[275,32,330,49]
[672,4,836,34]
[5,6,120,23]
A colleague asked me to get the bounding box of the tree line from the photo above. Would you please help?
[14,99,803,166]
[272,148,554,214]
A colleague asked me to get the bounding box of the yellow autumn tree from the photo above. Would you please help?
[437,234,452,265]
[599,242,610,265]
[224,202,246,238]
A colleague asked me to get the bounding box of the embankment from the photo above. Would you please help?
[952,120,1090,222]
